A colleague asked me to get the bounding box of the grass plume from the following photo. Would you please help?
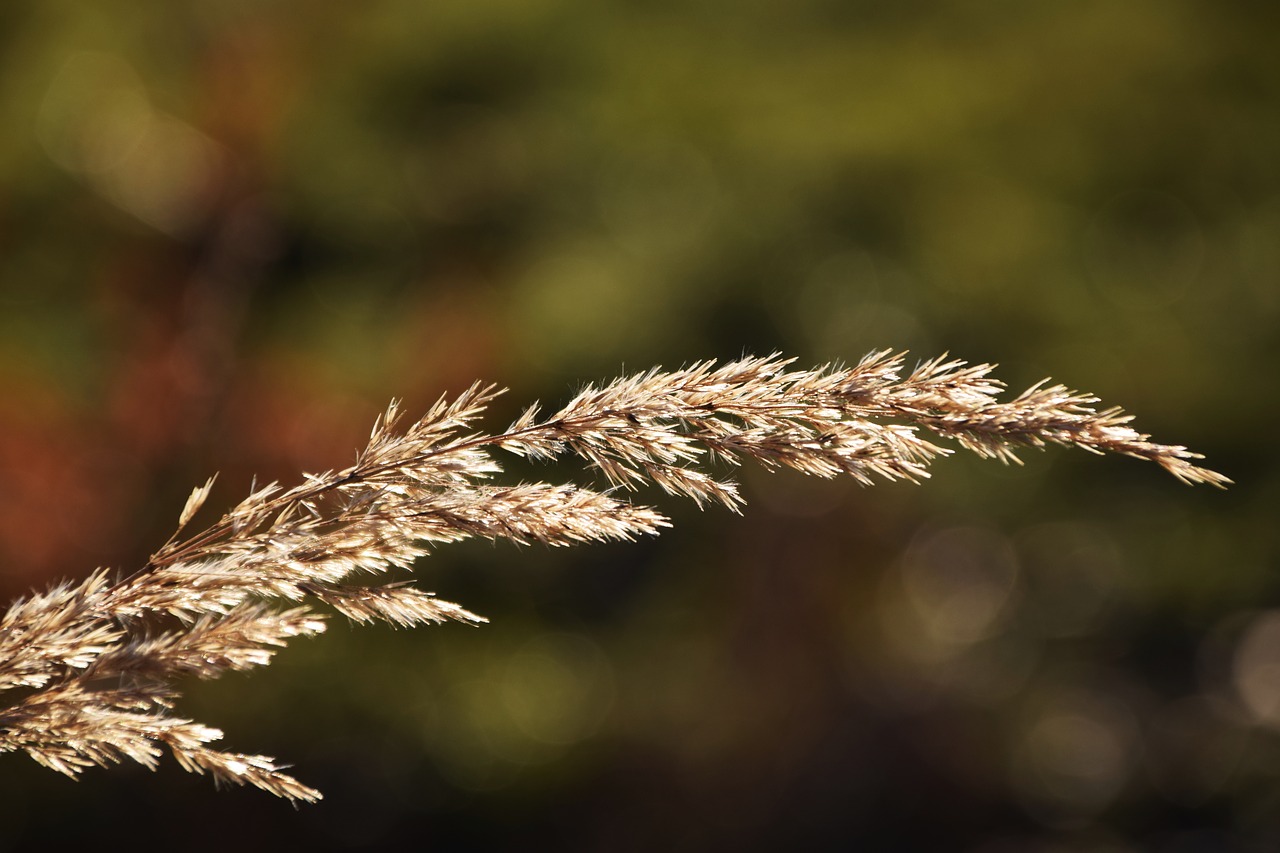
[0,352,1227,801]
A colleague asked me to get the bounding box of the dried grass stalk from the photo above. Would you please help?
[0,352,1227,801]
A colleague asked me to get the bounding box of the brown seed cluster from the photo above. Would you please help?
[0,352,1227,801]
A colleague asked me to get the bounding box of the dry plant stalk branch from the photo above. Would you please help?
[0,352,1227,801]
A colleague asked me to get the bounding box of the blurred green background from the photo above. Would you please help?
[0,0,1277,849]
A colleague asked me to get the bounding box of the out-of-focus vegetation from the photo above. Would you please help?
[0,1,1276,849]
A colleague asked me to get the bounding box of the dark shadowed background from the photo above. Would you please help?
[1,1,1277,850]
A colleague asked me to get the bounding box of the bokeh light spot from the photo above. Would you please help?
[1231,611,1280,727]
[899,525,1020,646]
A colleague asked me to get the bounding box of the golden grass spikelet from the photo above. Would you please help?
[0,352,1227,800]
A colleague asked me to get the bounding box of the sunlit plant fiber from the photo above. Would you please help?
[0,351,1227,801]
